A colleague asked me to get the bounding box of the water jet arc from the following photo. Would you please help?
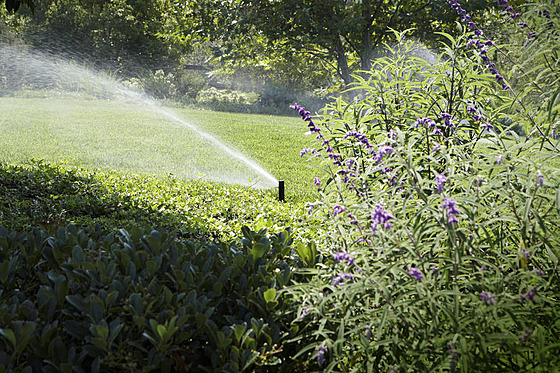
[123,90,279,187]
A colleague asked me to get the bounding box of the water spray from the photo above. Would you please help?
[278,180,285,202]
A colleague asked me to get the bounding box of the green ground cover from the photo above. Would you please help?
[0,161,316,241]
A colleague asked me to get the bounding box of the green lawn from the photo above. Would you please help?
[0,96,319,201]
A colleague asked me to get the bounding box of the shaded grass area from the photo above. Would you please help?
[0,96,319,202]
[0,161,313,242]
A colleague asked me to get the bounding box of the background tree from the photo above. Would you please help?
[3,0,34,13]
[233,0,502,86]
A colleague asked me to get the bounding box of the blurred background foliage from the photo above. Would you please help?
[0,0,529,115]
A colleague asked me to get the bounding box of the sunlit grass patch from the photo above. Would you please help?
[0,96,319,201]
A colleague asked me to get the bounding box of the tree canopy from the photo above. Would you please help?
[3,0,527,90]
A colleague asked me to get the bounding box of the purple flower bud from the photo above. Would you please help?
[519,329,533,344]
[313,177,321,186]
[333,252,355,266]
[365,326,372,340]
[306,203,316,214]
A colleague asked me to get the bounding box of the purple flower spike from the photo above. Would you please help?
[520,286,537,302]
[436,174,447,194]
[333,252,355,266]
[374,145,393,164]
[416,117,435,128]
[480,291,496,305]
[408,267,423,281]
[443,198,460,223]
[333,205,346,216]
[291,103,323,134]
[317,344,328,366]
[536,170,544,187]
[371,204,394,233]
[332,272,354,286]
[300,148,315,157]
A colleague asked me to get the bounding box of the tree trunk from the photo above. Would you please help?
[333,36,352,87]
[360,0,374,75]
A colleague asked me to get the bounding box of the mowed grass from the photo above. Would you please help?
[0,96,320,201]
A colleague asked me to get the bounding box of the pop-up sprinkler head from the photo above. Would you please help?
[278,180,285,202]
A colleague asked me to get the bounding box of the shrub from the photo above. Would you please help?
[0,224,301,372]
[176,70,207,100]
[286,25,560,372]
[140,69,178,100]
[197,87,255,105]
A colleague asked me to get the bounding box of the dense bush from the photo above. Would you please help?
[287,23,560,372]
[0,223,304,372]
[196,87,256,106]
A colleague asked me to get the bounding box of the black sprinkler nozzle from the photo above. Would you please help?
[279,180,285,202]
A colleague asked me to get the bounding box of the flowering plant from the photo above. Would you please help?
[287,26,560,371]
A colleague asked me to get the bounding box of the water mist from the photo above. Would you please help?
[0,43,278,189]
